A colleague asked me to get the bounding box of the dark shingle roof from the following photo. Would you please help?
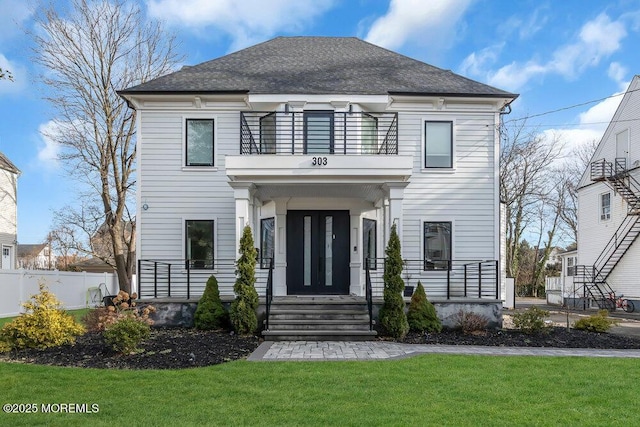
[121,37,516,98]
[0,151,19,174]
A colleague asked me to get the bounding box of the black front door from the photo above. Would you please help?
[287,210,350,295]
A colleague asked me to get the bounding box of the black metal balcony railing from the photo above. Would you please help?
[365,259,500,300]
[137,259,273,299]
[240,111,398,155]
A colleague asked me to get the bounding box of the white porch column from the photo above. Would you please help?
[230,183,256,257]
[273,198,290,296]
[383,182,408,245]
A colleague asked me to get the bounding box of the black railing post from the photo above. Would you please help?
[186,259,191,300]
[446,260,451,299]
[464,264,468,297]
[153,261,158,298]
[495,260,499,300]
[265,258,273,331]
[168,263,171,298]
[137,259,142,299]
[478,262,482,298]
[365,258,373,331]
[343,112,347,155]
[291,112,295,154]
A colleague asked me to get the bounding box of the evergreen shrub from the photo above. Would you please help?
[194,275,228,330]
[379,224,409,339]
[407,281,442,333]
[229,225,259,334]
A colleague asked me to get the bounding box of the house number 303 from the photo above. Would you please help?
[312,157,328,166]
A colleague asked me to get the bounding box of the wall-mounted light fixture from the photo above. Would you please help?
[142,203,149,211]
[348,104,353,114]
[284,103,290,114]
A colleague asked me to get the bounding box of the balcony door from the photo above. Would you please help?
[304,111,334,154]
[286,210,350,295]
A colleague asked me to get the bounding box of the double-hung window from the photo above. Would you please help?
[260,218,275,269]
[566,256,575,277]
[424,221,451,270]
[186,119,214,166]
[186,220,214,269]
[424,121,453,168]
[600,192,611,221]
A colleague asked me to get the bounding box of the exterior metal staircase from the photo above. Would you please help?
[262,295,377,341]
[579,158,640,308]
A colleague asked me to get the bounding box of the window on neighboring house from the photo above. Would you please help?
[600,192,611,221]
[260,113,276,154]
[362,114,378,154]
[186,220,214,269]
[566,256,575,277]
[186,119,214,166]
[424,121,452,168]
[363,218,377,269]
[424,221,451,270]
[260,217,275,269]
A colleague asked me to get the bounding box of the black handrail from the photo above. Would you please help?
[365,258,373,331]
[265,258,274,331]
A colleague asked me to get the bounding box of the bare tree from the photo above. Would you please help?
[0,68,13,81]
[33,0,182,292]
[500,122,563,292]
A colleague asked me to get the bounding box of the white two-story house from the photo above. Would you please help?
[576,75,640,308]
[120,37,517,336]
[0,151,19,270]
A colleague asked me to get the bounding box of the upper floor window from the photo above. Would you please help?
[304,111,334,154]
[260,113,277,154]
[424,121,452,168]
[566,256,575,277]
[424,221,451,270]
[186,220,214,269]
[362,114,378,154]
[600,192,611,221]
[186,119,214,166]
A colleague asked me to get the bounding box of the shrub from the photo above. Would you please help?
[194,275,227,330]
[407,282,442,333]
[452,310,489,335]
[379,224,409,339]
[512,306,550,334]
[573,310,619,333]
[0,282,85,351]
[229,225,259,335]
[82,290,155,332]
[103,315,150,354]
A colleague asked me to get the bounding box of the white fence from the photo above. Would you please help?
[0,269,120,318]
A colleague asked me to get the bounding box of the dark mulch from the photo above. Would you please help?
[2,327,639,370]
[399,327,640,349]
[0,328,260,370]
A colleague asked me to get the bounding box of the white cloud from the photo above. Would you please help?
[459,44,503,76]
[479,13,627,92]
[364,0,474,50]
[0,0,33,45]
[146,0,335,51]
[37,121,63,170]
[607,62,628,90]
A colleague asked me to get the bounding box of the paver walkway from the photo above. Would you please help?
[247,341,640,361]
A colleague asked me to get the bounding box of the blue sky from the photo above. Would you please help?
[1,0,639,244]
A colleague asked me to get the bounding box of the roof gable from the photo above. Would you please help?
[0,151,20,174]
[121,37,516,98]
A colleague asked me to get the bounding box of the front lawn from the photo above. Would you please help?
[1,355,637,426]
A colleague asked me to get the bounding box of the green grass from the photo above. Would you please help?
[1,355,638,426]
[0,308,90,328]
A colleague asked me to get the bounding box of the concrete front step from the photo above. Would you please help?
[262,329,377,341]
[268,319,371,331]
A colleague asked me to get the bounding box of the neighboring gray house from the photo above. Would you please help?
[0,151,19,270]
[120,37,517,338]
[576,75,640,307]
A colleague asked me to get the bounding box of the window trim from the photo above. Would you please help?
[422,220,453,271]
[182,115,217,170]
[600,191,611,222]
[183,218,217,270]
[422,119,454,170]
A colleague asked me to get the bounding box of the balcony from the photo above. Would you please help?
[227,111,412,184]
[240,111,398,155]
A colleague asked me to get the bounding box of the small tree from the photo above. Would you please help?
[194,275,227,330]
[407,281,442,333]
[229,225,259,334]
[379,224,409,339]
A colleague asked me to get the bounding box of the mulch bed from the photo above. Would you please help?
[2,326,639,370]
